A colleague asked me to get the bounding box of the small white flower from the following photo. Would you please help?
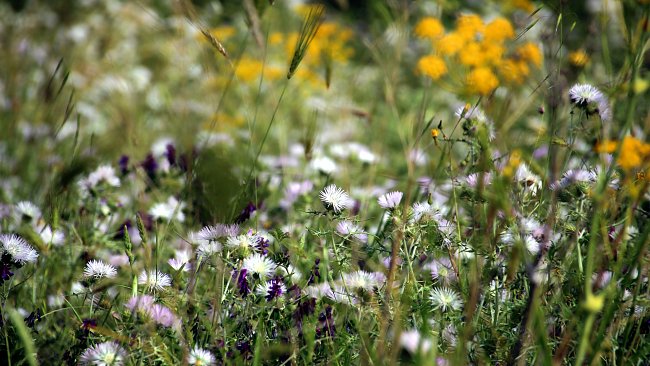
[378,191,403,209]
[226,234,255,250]
[80,341,128,366]
[0,234,38,263]
[342,270,386,291]
[83,260,117,279]
[515,163,542,195]
[197,241,222,259]
[138,270,172,291]
[319,184,353,213]
[399,329,432,354]
[188,346,215,366]
[87,165,120,188]
[14,201,41,223]
[242,254,276,279]
[39,225,65,246]
[411,202,440,223]
[309,156,338,175]
[168,249,192,272]
[149,196,185,222]
[429,287,463,312]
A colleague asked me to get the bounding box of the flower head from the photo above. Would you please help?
[188,346,216,365]
[378,191,403,209]
[80,341,128,366]
[319,184,353,213]
[336,220,368,243]
[84,260,117,279]
[242,253,277,279]
[138,270,172,291]
[429,287,463,312]
[0,234,38,264]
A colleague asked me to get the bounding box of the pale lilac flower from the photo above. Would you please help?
[83,260,117,279]
[125,295,156,312]
[425,258,457,284]
[138,270,171,291]
[569,83,605,107]
[280,180,313,209]
[80,341,127,366]
[399,329,432,354]
[0,234,38,263]
[465,172,492,188]
[149,303,179,328]
[319,184,353,213]
[378,191,403,209]
[336,220,368,243]
[188,346,215,365]
[168,249,192,272]
[196,241,222,259]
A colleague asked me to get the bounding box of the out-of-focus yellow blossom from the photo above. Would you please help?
[456,14,484,40]
[204,113,245,130]
[584,292,605,313]
[517,42,543,67]
[210,26,236,40]
[415,17,444,40]
[417,55,448,80]
[502,149,522,178]
[618,136,650,170]
[431,128,440,138]
[235,58,265,82]
[509,0,535,12]
[596,137,650,171]
[500,59,530,84]
[480,41,506,66]
[459,42,484,67]
[569,50,589,67]
[467,67,499,95]
[484,18,515,42]
[436,32,465,56]
[269,32,284,45]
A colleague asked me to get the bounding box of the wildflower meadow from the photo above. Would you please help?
[1,0,649,365]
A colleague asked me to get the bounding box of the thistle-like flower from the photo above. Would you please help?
[138,270,172,291]
[83,260,117,279]
[79,341,128,366]
[0,234,39,264]
[429,287,463,312]
[242,253,277,279]
[378,191,403,209]
[319,184,353,213]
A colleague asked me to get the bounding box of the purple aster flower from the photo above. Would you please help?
[378,191,403,209]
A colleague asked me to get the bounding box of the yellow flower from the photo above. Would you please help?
[269,32,284,45]
[481,41,506,66]
[583,292,605,313]
[569,50,590,67]
[436,32,465,56]
[499,59,530,84]
[431,128,440,138]
[415,17,445,40]
[467,67,499,95]
[417,55,448,80]
[617,136,650,170]
[484,18,515,42]
[517,42,543,67]
[235,58,264,82]
[594,140,617,154]
[456,14,484,40]
[509,0,535,12]
[459,42,484,67]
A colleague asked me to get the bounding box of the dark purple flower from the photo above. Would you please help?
[265,276,285,301]
[165,144,176,166]
[118,155,130,175]
[141,153,158,179]
[234,201,257,224]
[307,258,321,285]
[236,269,250,297]
[255,236,269,255]
[25,309,42,329]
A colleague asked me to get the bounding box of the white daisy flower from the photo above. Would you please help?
[80,341,128,366]
[226,234,255,250]
[0,234,39,263]
[242,254,276,279]
[342,270,386,291]
[429,287,463,312]
[309,156,338,175]
[378,191,403,209]
[138,270,172,291]
[188,346,215,366]
[197,241,222,259]
[304,282,332,299]
[83,260,117,279]
[399,329,432,354]
[319,184,353,213]
[411,202,440,223]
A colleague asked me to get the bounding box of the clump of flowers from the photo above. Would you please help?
[415,14,543,95]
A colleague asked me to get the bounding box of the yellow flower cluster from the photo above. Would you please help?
[569,50,590,67]
[596,136,650,171]
[415,14,543,95]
